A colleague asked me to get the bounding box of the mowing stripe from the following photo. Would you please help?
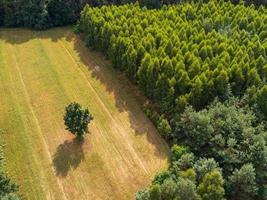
[7,43,68,200]
[0,28,169,200]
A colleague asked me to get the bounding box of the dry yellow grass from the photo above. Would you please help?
[0,27,169,200]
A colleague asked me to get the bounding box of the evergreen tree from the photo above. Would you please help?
[197,170,225,200]
[229,164,258,200]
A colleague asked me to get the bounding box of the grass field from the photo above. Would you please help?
[0,27,169,200]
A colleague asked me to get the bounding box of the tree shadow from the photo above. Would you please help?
[72,37,170,160]
[53,137,85,177]
[0,27,170,161]
[0,27,73,45]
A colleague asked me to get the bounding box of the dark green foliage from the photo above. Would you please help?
[229,163,258,200]
[0,0,51,29]
[148,184,161,200]
[137,99,267,200]
[139,0,163,8]
[0,0,112,29]
[0,2,4,26]
[0,145,20,199]
[141,151,225,200]
[173,100,267,199]
[47,0,72,26]
[64,102,93,138]
[24,0,51,30]
[1,0,266,29]
[256,84,267,118]
[0,173,18,198]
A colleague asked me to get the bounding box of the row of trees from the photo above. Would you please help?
[1,0,266,29]
[0,0,130,29]
[0,0,72,29]
[143,0,267,7]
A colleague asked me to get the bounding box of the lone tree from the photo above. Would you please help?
[64,102,93,138]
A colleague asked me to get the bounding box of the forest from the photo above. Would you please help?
[78,1,267,126]
[78,1,267,199]
[0,0,266,29]
[0,0,266,199]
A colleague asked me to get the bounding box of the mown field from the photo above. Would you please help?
[0,27,169,200]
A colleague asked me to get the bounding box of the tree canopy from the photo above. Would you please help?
[64,102,93,138]
[78,0,267,121]
[78,2,267,199]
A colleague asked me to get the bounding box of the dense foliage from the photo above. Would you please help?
[64,102,93,137]
[78,2,267,199]
[78,1,267,129]
[175,100,267,199]
[136,147,225,200]
[0,145,20,199]
[0,0,266,29]
[137,100,267,200]
[0,0,92,28]
[0,0,162,29]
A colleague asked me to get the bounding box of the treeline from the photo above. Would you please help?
[0,0,132,29]
[0,0,266,29]
[0,0,163,29]
[0,145,21,200]
[0,0,71,29]
[78,1,267,199]
[139,0,267,8]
